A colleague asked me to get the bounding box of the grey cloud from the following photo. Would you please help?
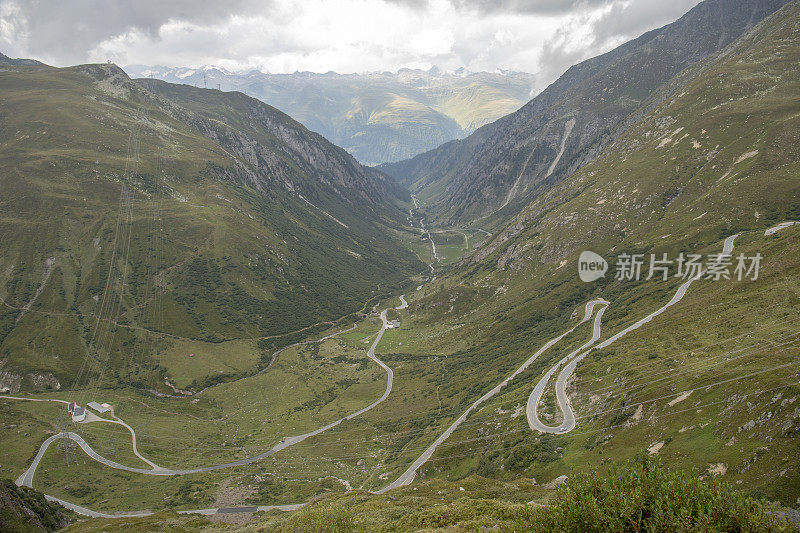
[449,0,611,15]
[386,0,612,15]
[537,24,591,85]
[591,0,700,43]
[2,0,706,78]
[2,0,269,64]
[536,0,701,88]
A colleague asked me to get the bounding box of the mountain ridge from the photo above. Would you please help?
[380,0,791,227]
[0,59,421,394]
[123,65,537,165]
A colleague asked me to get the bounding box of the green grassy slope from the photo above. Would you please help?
[375,0,800,507]
[0,62,421,394]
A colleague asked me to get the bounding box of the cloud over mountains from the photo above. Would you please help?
[1,0,699,89]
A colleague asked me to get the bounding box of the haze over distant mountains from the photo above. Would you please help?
[123,65,536,165]
[2,0,800,526]
[380,0,792,227]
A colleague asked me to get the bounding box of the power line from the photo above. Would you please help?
[31,346,798,469]
[32,322,800,459]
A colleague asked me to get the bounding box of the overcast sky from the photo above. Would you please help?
[1,0,701,88]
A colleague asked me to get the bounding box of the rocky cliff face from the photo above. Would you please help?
[381,0,790,227]
[74,63,404,216]
[124,65,537,166]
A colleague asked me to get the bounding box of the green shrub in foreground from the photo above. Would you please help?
[284,504,356,532]
[252,455,794,532]
[527,455,788,533]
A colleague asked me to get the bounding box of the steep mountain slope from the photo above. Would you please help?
[368,0,800,506]
[0,61,420,393]
[0,478,70,532]
[380,0,790,226]
[123,66,536,165]
[0,1,797,522]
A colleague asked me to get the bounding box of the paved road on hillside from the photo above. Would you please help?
[527,303,608,433]
[7,225,773,516]
[375,298,608,493]
[527,234,739,434]
[8,297,409,516]
[765,221,799,236]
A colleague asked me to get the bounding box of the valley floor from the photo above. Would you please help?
[2,224,799,524]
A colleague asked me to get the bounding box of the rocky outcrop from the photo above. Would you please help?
[0,361,61,393]
[0,479,70,532]
[0,361,22,393]
[381,0,790,226]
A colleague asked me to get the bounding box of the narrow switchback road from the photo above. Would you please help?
[527,303,607,433]
[375,298,608,493]
[9,297,410,516]
[528,234,739,434]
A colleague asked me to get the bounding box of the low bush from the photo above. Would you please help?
[525,455,787,532]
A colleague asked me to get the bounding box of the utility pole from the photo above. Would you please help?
[101,438,117,457]
[58,438,76,466]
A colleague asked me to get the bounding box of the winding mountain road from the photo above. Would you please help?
[765,221,798,236]
[375,298,609,493]
[527,234,739,434]
[527,302,608,433]
[4,226,774,517]
[6,297,409,516]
